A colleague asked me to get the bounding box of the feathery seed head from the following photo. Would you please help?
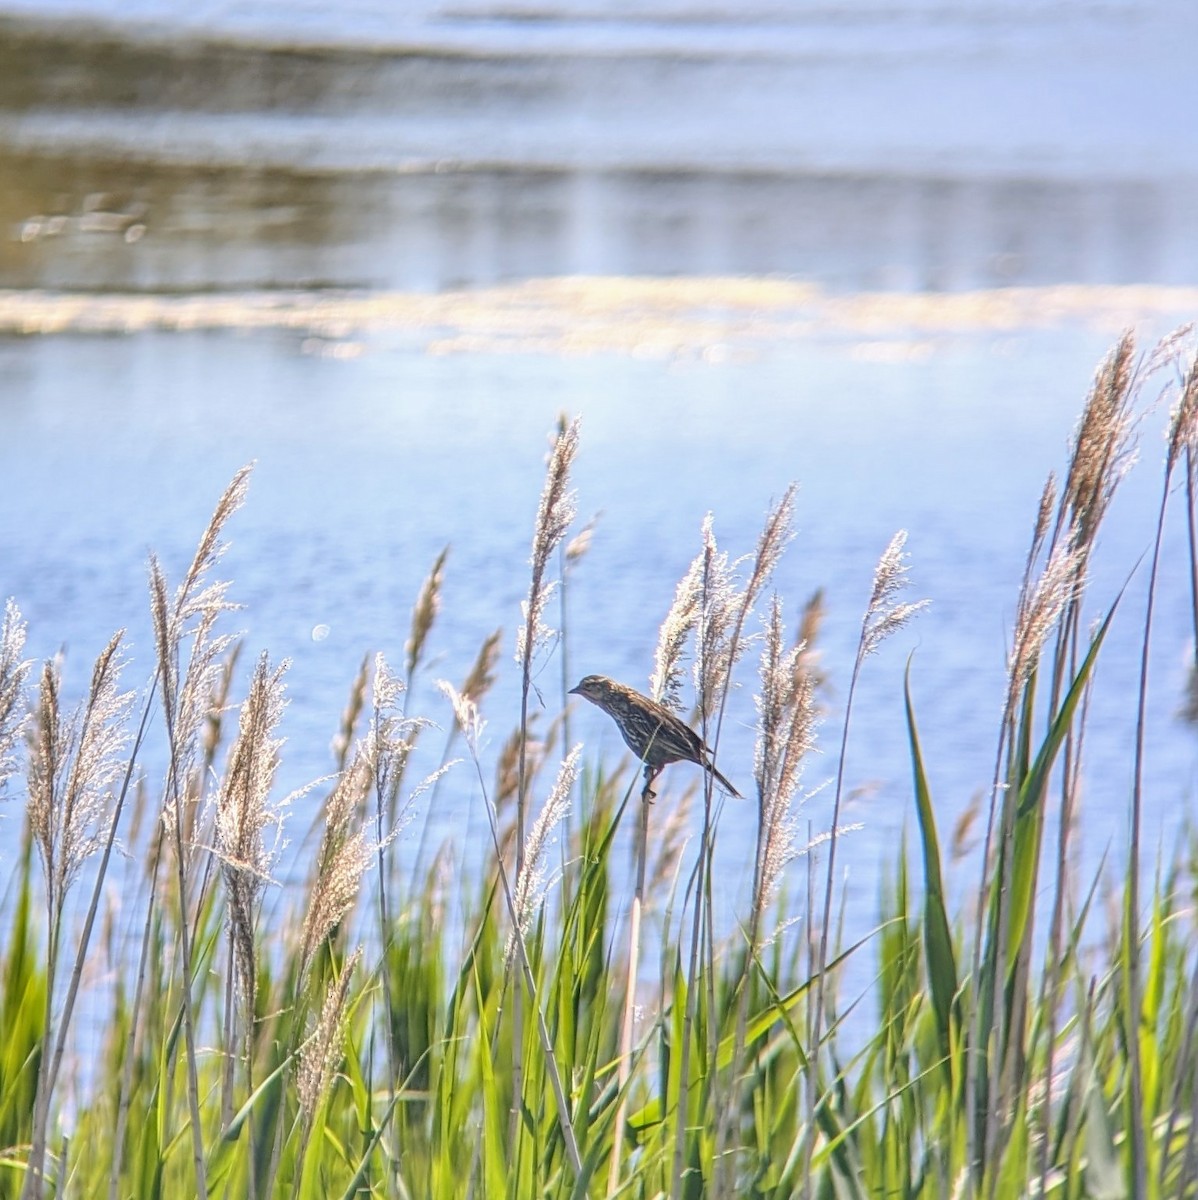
[1062,332,1137,557]
[651,554,703,713]
[1167,354,1198,469]
[509,745,578,956]
[862,531,929,658]
[439,679,485,755]
[301,754,373,981]
[0,599,30,798]
[406,546,448,679]
[1008,538,1083,695]
[215,652,291,1015]
[461,628,503,705]
[29,632,133,910]
[1034,473,1058,552]
[518,416,580,668]
[753,596,818,915]
[693,514,738,719]
[298,946,361,1122]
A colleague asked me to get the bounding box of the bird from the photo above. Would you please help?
[569,674,741,798]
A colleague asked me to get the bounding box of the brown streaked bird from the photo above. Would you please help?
[569,674,741,798]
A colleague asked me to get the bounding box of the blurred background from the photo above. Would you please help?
[2,0,1197,292]
[1,0,1197,912]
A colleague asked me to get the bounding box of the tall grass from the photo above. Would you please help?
[1,329,1197,1198]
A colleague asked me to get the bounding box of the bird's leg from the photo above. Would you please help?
[641,763,661,802]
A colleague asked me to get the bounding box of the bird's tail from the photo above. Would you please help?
[705,759,742,799]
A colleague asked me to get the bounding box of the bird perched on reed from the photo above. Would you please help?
[569,674,741,798]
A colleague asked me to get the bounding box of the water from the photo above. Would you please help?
[3,0,1197,293]
[1,0,1198,953]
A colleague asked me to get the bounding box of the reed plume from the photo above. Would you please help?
[651,552,703,713]
[752,595,818,928]
[301,752,373,982]
[28,632,133,920]
[297,945,362,1125]
[24,630,132,1200]
[214,652,290,1024]
[512,416,580,1155]
[407,545,449,680]
[148,464,253,1200]
[0,599,29,797]
[508,745,578,960]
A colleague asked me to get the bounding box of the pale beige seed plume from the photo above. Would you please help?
[742,486,797,619]
[651,552,703,713]
[331,654,370,774]
[215,652,291,1016]
[1008,538,1083,697]
[493,720,549,822]
[460,628,503,706]
[517,416,580,667]
[179,465,253,604]
[297,945,362,1122]
[1142,322,1195,381]
[300,752,373,981]
[28,631,133,907]
[1167,354,1198,469]
[508,745,579,958]
[438,678,485,756]
[149,470,248,839]
[862,532,930,658]
[794,589,828,697]
[693,514,739,722]
[406,546,449,680]
[0,599,30,797]
[1033,473,1058,556]
[1061,332,1137,560]
[370,654,432,812]
[753,596,818,915]
[564,515,598,567]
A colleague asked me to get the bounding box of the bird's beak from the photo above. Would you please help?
[568,684,582,696]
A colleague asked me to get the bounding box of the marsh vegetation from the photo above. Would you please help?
[2,329,1198,1198]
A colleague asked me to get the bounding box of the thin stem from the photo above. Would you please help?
[1126,470,1172,1200]
[607,776,652,1196]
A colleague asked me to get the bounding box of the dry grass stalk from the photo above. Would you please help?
[297,945,362,1123]
[304,753,379,969]
[406,546,449,680]
[461,628,503,706]
[1057,332,1137,561]
[0,599,30,797]
[1007,539,1084,705]
[516,416,580,671]
[692,514,738,722]
[651,553,703,713]
[439,679,484,755]
[1168,353,1198,469]
[28,632,133,915]
[676,488,797,1197]
[511,416,579,1149]
[752,596,818,927]
[23,630,132,1200]
[331,655,370,774]
[564,517,596,567]
[805,530,926,1186]
[150,466,249,742]
[508,746,578,959]
[862,531,930,659]
[369,654,432,819]
[149,465,253,1200]
[215,652,290,1020]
